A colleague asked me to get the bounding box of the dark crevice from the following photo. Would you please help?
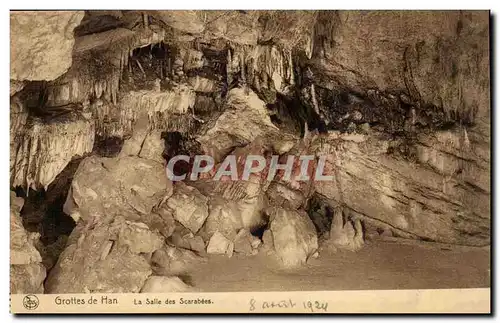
[306,195,334,237]
[249,213,270,240]
[16,158,82,246]
[93,136,124,157]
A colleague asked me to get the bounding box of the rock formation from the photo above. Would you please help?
[10,10,490,293]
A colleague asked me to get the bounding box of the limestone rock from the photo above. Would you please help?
[9,192,46,294]
[328,207,364,251]
[262,229,274,252]
[266,182,305,209]
[269,207,318,267]
[152,11,205,34]
[141,276,194,293]
[10,11,84,81]
[152,245,205,275]
[197,88,279,162]
[312,132,489,246]
[10,115,95,190]
[45,216,163,293]
[312,11,489,122]
[64,155,169,222]
[168,224,206,254]
[204,11,260,45]
[139,131,165,164]
[206,231,234,257]
[118,221,165,254]
[10,194,41,265]
[10,80,25,96]
[166,182,209,234]
[188,76,220,93]
[144,207,176,240]
[10,264,46,294]
[234,229,260,255]
[201,197,244,241]
[166,182,208,234]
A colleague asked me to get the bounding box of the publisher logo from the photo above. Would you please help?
[22,295,39,310]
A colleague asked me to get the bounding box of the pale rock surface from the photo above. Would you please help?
[168,223,206,254]
[152,245,206,275]
[269,207,318,267]
[201,197,244,241]
[328,207,364,251]
[10,192,46,294]
[266,182,306,210]
[10,11,85,81]
[152,11,205,34]
[141,276,194,293]
[45,216,163,293]
[312,132,489,246]
[64,155,169,222]
[188,76,219,93]
[119,115,165,164]
[234,229,261,255]
[165,182,209,234]
[206,231,234,257]
[10,115,95,190]
[197,88,279,162]
[139,130,165,163]
[10,264,46,294]
[203,11,260,45]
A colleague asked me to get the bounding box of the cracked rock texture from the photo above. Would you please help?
[9,10,490,293]
[10,193,46,293]
[45,216,163,293]
[10,11,84,81]
[63,155,169,223]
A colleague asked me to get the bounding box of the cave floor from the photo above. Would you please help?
[188,239,490,292]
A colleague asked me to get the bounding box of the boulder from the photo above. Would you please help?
[10,11,85,81]
[45,216,164,293]
[166,182,209,234]
[197,88,279,162]
[266,182,306,210]
[269,207,318,267]
[64,155,169,222]
[201,197,244,241]
[10,264,46,294]
[139,131,165,164]
[234,229,260,255]
[9,192,46,294]
[152,245,205,275]
[206,231,234,257]
[141,276,194,293]
[10,194,41,265]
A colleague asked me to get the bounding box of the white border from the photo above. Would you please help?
[2,2,498,322]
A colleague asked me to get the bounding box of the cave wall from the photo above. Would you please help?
[9,10,490,250]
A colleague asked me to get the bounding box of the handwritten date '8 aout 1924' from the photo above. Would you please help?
[249,298,328,313]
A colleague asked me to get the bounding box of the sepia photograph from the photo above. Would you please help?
[8,8,491,314]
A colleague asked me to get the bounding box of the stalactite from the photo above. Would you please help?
[311,83,320,115]
[10,117,95,190]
